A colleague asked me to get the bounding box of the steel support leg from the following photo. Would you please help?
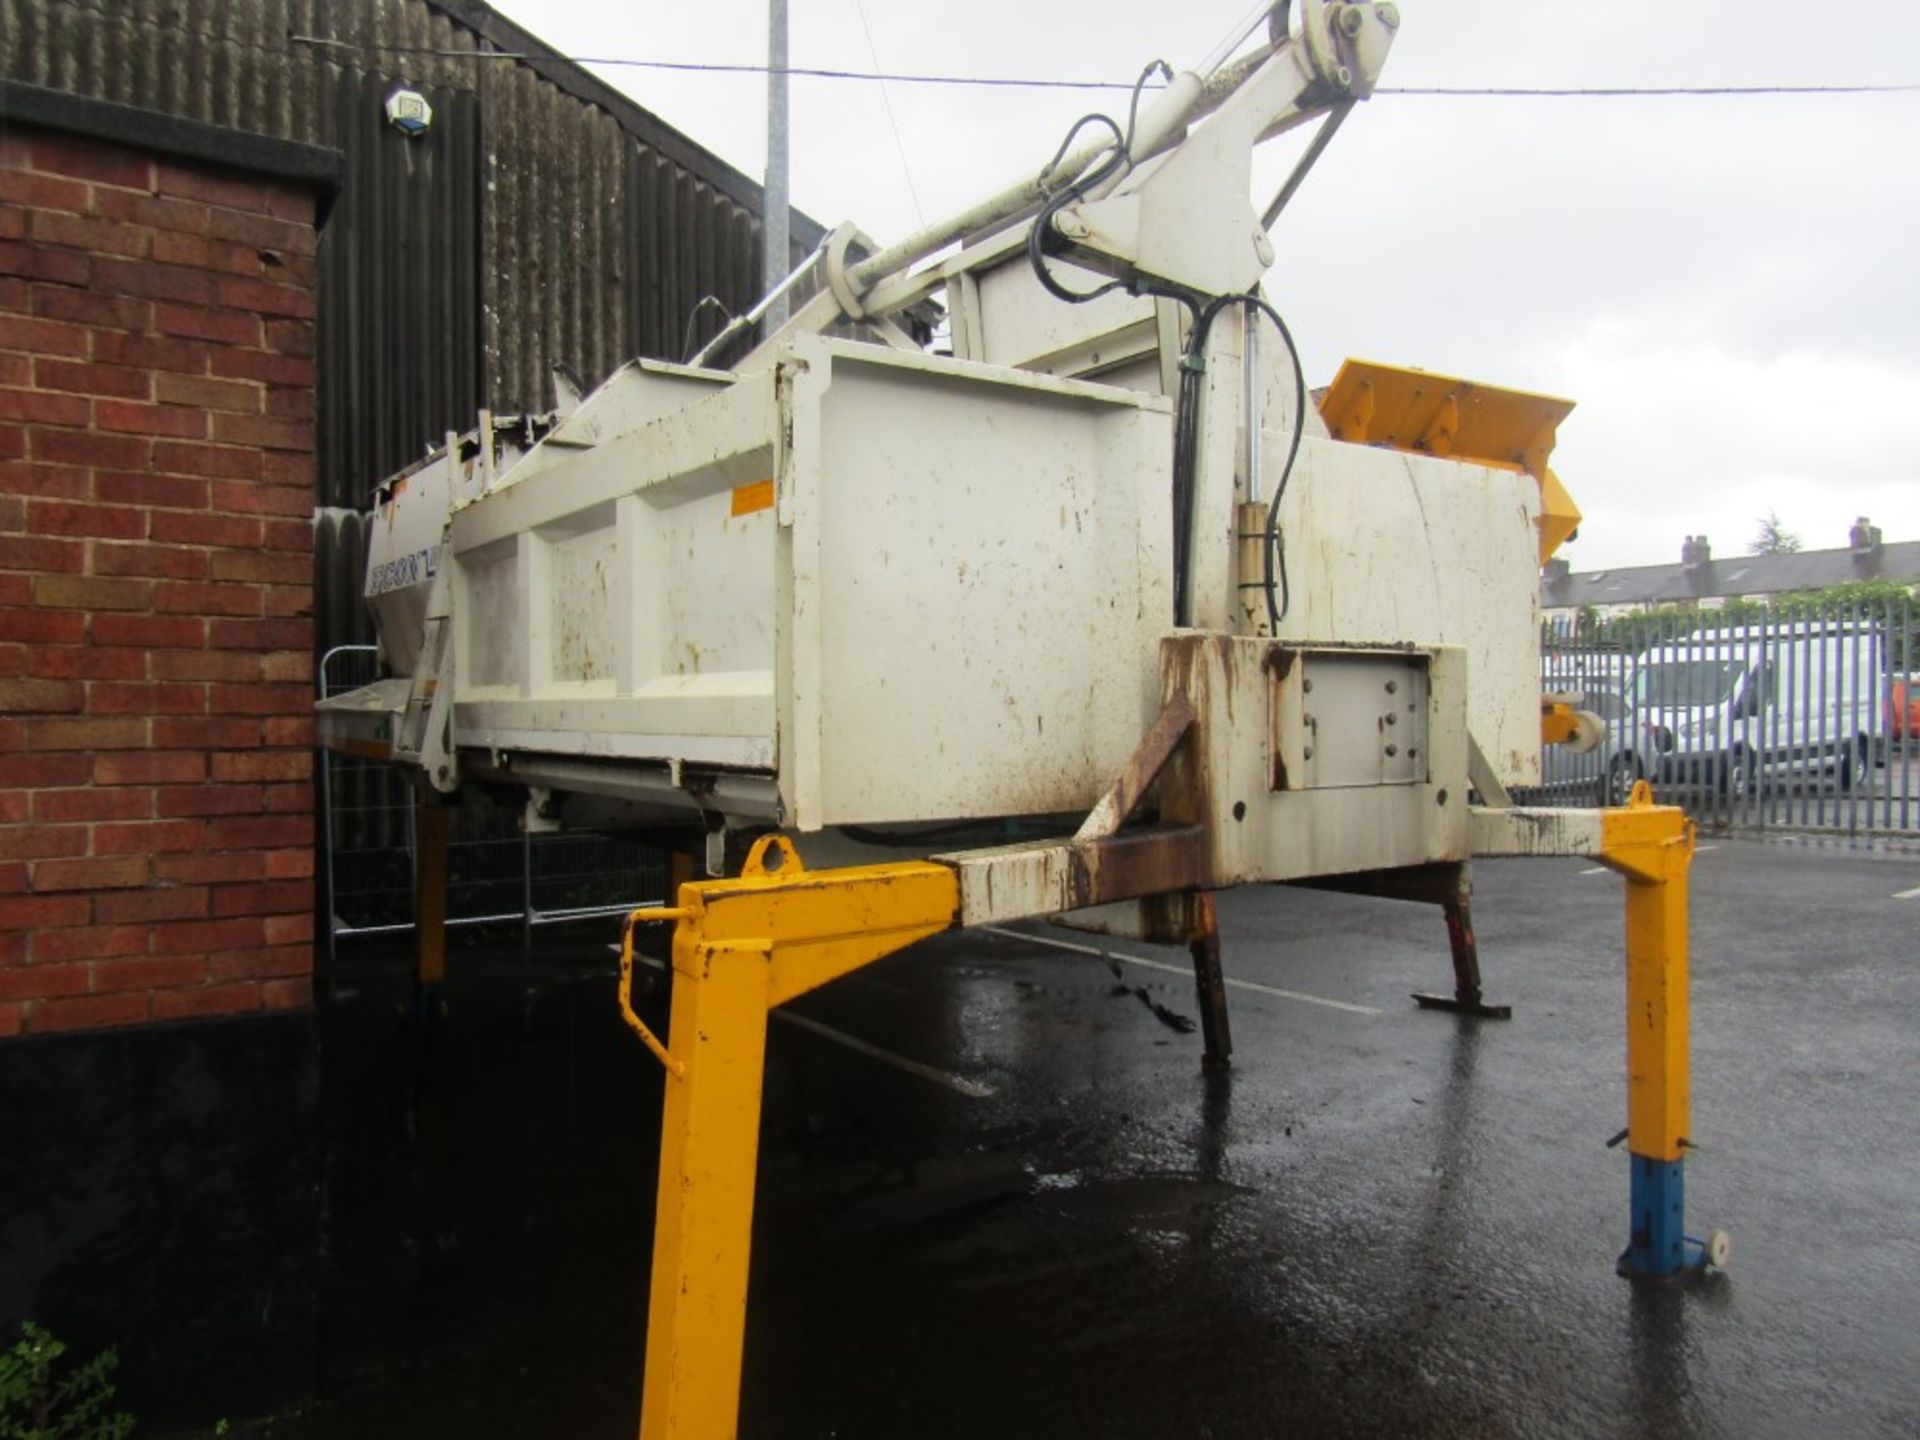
[638,938,773,1440]
[1187,891,1232,1069]
[1600,783,1719,1281]
[623,837,959,1440]
[412,783,448,1022]
[1412,864,1511,1019]
[1294,863,1509,1018]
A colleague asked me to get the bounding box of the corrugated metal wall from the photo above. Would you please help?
[629,145,766,364]
[313,509,372,664]
[3,0,820,647]
[317,69,482,510]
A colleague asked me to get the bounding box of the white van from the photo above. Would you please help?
[1616,620,1884,799]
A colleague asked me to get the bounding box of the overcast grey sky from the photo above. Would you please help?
[491,0,1919,571]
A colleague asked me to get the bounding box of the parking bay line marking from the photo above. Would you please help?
[772,1011,996,1098]
[981,925,1381,1016]
[1894,885,1920,901]
[619,947,994,1098]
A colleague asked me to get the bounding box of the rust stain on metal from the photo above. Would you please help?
[1265,644,1298,792]
[1074,694,1195,842]
[1062,825,1209,910]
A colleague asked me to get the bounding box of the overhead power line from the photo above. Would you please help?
[287,36,1152,89]
[1385,83,1920,97]
[284,38,1920,99]
[849,0,926,226]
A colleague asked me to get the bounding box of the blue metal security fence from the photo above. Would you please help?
[319,647,664,953]
[1535,594,1919,835]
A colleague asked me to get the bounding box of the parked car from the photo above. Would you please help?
[1613,621,1884,799]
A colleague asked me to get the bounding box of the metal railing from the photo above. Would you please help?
[1537,595,1918,835]
[319,647,664,954]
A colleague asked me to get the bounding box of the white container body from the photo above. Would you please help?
[422,335,1543,832]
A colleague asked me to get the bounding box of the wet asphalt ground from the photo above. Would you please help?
[280,837,1919,1439]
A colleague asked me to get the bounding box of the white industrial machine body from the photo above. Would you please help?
[328,0,1555,886]
[349,339,1540,847]
[318,16,1712,1438]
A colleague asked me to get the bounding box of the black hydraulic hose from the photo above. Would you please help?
[1243,294,1307,631]
[1022,75,1304,632]
[1025,62,1169,308]
[1171,291,1307,629]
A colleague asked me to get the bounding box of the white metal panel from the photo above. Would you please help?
[781,338,1174,829]
[973,256,1158,379]
[450,368,781,769]
[443,340,1175,821]
[1298,650,1429,788]
[364,445,475,677]
[1274,436,1543,787]
[1163,635,1471,883]
[1470,806,1604,858]
[460,539,522,690]
[548,504,620,683]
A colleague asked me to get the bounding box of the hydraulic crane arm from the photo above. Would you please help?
[701,0,1399,369]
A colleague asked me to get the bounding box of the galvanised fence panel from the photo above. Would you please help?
[319,647,663,953]
[1535,595,1918,835]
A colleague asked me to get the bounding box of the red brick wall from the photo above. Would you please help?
[0,123,319,1037]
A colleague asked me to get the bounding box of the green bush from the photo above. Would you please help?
[0,1323,135,1440]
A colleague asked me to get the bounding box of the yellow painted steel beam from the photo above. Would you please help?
[629,837,959,1440]
[639,934,771,1440]
[1536,467,1581,563]
[1597,781,1695,1164]
[1319,358,1582,562]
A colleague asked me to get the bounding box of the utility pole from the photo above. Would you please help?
[763,0,791,328]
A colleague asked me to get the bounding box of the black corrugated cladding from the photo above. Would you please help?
[2,0,825,649]
[319,70,483,518]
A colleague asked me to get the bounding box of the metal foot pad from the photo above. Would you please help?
[1411,991,1512,1019]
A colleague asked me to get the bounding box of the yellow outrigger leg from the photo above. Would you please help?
[1597,780,1713,1280]
[619,836,959,1440]
[621,782,1718,1434]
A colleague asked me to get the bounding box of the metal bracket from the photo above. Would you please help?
[823,222,877,321]
[1076,694,1194,841]
[393,556,459,793]
[1466,733,1512,809]
[618,903,687,1077]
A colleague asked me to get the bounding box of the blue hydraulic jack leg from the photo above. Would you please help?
[1623,1155,1687,1277]
[1620,1155,1731,1280]
[1618,1154,1729,1280]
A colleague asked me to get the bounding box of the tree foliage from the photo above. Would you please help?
[1750,510,1803,555]
[0,1324,135,1440]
